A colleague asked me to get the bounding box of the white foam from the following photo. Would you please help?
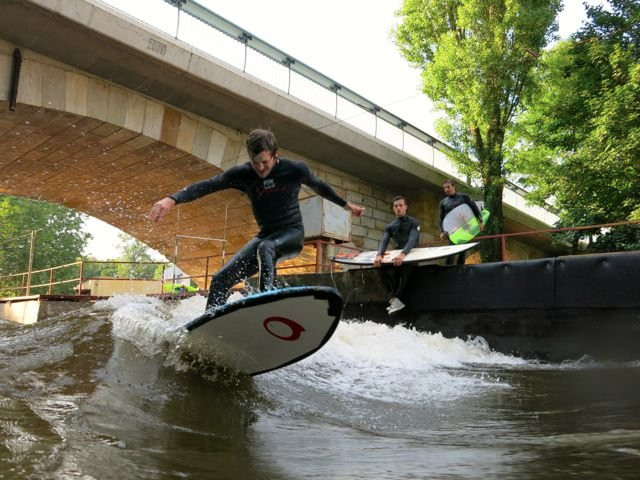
[95,296,527,400]
[329,320,526,369]
[167,295,207,327]
[259,320,526,404]
[94,294,207,358]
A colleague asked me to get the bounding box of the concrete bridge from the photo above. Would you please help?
[0,0,557,283]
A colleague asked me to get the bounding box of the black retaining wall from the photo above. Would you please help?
[284,251,640,361]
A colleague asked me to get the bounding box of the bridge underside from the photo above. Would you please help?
[0,101,279,285]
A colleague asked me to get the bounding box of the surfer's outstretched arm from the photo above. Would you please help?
[149,196,176,222]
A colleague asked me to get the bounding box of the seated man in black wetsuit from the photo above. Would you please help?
[374,195,420,314]
[438,179,484,265]
[149,128,365,311]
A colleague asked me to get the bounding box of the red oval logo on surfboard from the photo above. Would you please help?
[263,317,305,341]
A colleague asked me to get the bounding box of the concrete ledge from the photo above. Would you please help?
[0,295,104,324]
[1,295,42,324]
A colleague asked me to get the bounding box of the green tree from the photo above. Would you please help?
[394,0,562,260]
[114,233,162,279]
[81,259,119,279]
[508,0,640,251]
[81,234,166,282]
[0,195,90,295]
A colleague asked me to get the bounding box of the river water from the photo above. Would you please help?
[1,294,640,479]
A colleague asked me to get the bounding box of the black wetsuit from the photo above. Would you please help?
[438,192,482,234]
[438,192,482,265]
[169,157,347,308]
[376,215,420,301]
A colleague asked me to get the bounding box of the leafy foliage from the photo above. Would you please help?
[82,234,164,280]
[395,0,562,260]
[80,260,120,279]
[113,233,163,279]
[508,0,640,250]
[590,224,640,252]
[0,195,90,295]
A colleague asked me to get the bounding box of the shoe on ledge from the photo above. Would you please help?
[387,297,405,314]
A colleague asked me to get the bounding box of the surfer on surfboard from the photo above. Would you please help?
[438,179,484,265]
[149,128,364,312]
[374,195,420,314]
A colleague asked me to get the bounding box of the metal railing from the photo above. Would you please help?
[0,260,169,298]
[0,261,83,296]
[2,221,638,298]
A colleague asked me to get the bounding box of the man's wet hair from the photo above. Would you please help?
[393,195,407,205]
[443,179,456,187]
[246,129,278,158]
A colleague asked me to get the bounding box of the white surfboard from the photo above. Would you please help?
[442,201,490,245]
[182,286,342,376]
[332,242,478,266]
